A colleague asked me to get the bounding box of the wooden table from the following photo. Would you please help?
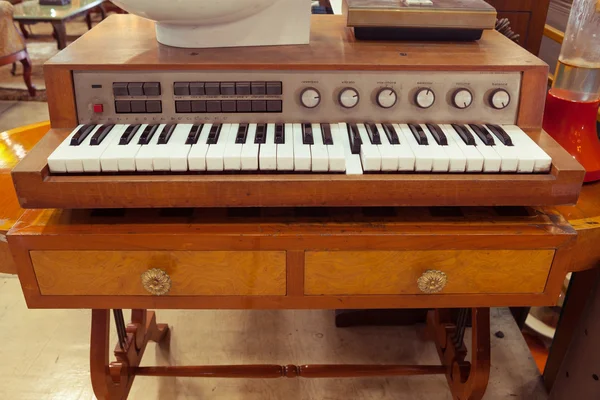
[0,122,596,400]
[12,0,107,49]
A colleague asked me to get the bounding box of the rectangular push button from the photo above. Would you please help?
[175,101,191,113]
[206,100,221,113]
[173,82,190,96]
[221,100,236,112]
[252,100,266,112]
[146,100,162,113]
[205,82,220,96]
[128,82,144,96]
[191,100,206,113]
[267,100,282,112]
[130,100,146,113]
[220,82,235,95]
[266,82,282,95]
[115,100,131,113]
[143,82,161,96]
[251,82,266,95]
[190,82,205,96]
[236,82,251,95]
[237,100,251,113]
[112,82,129,97]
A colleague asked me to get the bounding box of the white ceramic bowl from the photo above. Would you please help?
[110,0,282,27]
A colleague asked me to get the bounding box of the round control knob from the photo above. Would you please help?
[414,88,435,109]
[489,88,511,110]
[452,88,473,109]
[376,88,398,109]
[338,87,360,109]
[300,87,321,109]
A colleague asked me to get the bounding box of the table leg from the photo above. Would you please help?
[52,22,67,50]
[90,309,169,400]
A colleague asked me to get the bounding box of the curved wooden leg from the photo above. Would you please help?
[85,12,93,30]
[90,310,169,400]
[428,308,491,400]
[19,54,36,97]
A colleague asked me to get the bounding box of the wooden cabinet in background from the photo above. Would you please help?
[485,0,551,55]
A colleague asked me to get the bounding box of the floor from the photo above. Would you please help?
[0,100,49,132]
[0,273,548,400]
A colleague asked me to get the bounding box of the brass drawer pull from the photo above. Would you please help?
[141,268,172,296]
[417,270,447,294]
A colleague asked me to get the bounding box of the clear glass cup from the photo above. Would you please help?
[551,0,600,102]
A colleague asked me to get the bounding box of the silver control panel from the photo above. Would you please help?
[74,70,521,125]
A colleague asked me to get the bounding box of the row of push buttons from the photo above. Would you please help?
[173,81,282,96]
[115,100,162,114]
[113,82,161,97]
[175,100,282,113]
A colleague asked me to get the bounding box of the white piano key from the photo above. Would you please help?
[293,123,311,171]
[135,124,165,172]
[396,124,433,172]
[311,123,329,172]
[373,124,399,171]
[165,124,193,172]
[326,124,346,172]
[206,124,233,171]
[422,124,465,173]
[481,127,519,173]
[259,123,277,171]
[276,123,295,171]
[502,125,552,173]
[224,123,243,171]
[241,124,259,171]
[378,124,415,172]
[465,125,501,172]
[356,123,381,171]
[100,124,146,172]
[187,124,213,171]
[63,125,103,173]
[47,125,92,173]
[82,125,126,172]
[337,123,363,175]
[441,124,484,172]
[417,124,450,172]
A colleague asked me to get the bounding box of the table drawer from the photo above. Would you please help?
[305,250,554,295]
[31,251,286,296]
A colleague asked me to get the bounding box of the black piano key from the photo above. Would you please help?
[486,124,514,146]
[382,123,400,144]
[426,123,448,146]
[469,124,495,146]
[206,124,222,144]
[365,123,381,145]
[235,124,249,144]
[451,123,475,146]
[302,123,314,145]
[185,124,203,145]
[408,123,428,145]
[89,124,114,146]
[157,124,176,144]
[348,123,362,155]
[119,124,141,145]
[274,123,285,144]
[321,123,333,145]
[254,124,267,144]
[138,124,159,145]
[70,124,96,146]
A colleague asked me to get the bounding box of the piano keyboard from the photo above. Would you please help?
[47,122,552,175]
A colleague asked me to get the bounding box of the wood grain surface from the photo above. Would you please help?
[304,250,555,295]
[0,122,50,274]
[31,250,286,296]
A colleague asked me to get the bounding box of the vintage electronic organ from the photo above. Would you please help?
[10,15,585,209]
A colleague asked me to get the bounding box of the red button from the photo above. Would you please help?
[93,104,104,113]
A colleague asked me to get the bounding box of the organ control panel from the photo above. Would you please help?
[74,71,521,125]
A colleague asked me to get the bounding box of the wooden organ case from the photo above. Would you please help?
[6,14,586,400]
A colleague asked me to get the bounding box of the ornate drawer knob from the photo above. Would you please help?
[417,270,448,294]
[141,268,172,296]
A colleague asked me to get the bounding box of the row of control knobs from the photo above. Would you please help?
[300,87,511,110]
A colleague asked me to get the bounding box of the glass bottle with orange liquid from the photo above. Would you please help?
[543,0,600,182]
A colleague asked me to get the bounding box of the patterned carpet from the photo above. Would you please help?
[0,16,95,101]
